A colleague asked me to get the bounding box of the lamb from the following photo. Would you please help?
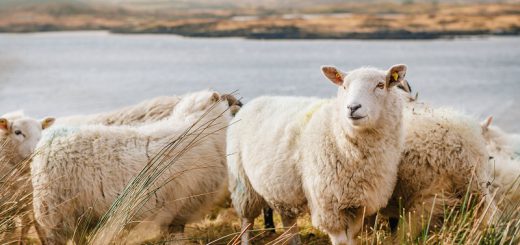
[481,117,520,209]
[31,90,234,244]
[0,111,54,244]
[227,64,408,245]
[380,104,498,242]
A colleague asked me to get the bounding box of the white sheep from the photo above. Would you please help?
[227,65,408,245]
[0,111,54,244]
[55,95,182,126]
[380,105,498,242]
[481,117,520,209]
[56,93,241,127]
[31,90,234,244]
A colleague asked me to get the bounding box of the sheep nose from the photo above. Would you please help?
[347,104,362,114]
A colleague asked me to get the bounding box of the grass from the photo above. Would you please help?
[1,160,520,244]
[0,2,519,39]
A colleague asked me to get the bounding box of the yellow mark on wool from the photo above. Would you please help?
[392,72,399,81]
[303,100,329,124]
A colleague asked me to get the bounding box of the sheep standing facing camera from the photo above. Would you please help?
[31,90,234,244]
[0,111,54,245]
[227,65,407,245]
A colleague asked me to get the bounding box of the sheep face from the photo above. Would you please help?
[481,116,515,157]
[322,64,407,130]
[0,116,55,158]
[172,90,229,120]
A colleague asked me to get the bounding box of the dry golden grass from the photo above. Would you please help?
[0,2,519,38]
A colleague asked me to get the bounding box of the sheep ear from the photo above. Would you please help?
[397,79,412,93]
[386,64,407,89]
[221,94,242,107]
[41,117,55,130]
[481,116,493,132]
[211,92,220,102]
[321,66,345,86]
[230,105,241,116]
[0,118,9,132]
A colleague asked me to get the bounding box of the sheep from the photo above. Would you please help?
[56,93,241,127]
[481,117,520,209]
[31,90,235,244]
[380,104,498,242]
[227,64,408,245]
[261,78,419,234]
[55,95,182,126]
[0,111,54,245]
[481,116,520,160]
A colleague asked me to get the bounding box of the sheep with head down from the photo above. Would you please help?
[373,81,499,242]
[55,93,241,127]
[31,90,235,244]
[227,64,407,245]
[0,111,54,244]
[481,116,520,210]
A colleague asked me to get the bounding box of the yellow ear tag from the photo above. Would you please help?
[335,72,342,80]
[392,72,399,81]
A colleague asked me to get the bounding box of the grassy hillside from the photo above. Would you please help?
[1,1,519,39]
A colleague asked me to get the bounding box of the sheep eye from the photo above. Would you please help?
[376,82,385,89]
[14,130,23,136]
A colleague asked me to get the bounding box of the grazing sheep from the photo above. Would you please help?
[380,105,498,242]
[481,117,520,209]
[56,93,242,127]
[481,116,520,160]
[0,111,54,245]
[31,90,234,244]
[55,96,182,126]
[228,65,408,245]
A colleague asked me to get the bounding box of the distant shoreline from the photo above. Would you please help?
[1,2,519,40]
[1,28,519,40]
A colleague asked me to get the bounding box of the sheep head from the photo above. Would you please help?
[171,90,233,122]
[321,64,407,131]
[0,115,55,160]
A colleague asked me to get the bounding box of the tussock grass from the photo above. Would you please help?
[0,139,38,244]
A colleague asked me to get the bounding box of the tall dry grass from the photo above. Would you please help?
[86,96,235,244]
[0,139,37,244]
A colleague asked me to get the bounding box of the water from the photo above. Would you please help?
[0,31,518,132]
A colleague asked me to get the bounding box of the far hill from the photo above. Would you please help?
[0,0,519,39]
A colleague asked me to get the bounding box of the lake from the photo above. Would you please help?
[0,31,518,132]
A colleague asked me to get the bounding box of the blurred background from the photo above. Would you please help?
[0,0,519,132]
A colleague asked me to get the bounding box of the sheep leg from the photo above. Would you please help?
[33,219,47,245]
[18,214,32,245]
[263,207,275,233]
[240,217,254,245]
[328,230,348,245]
[345,208,365,245]
[280,213,301,245]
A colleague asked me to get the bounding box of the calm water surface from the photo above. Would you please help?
[0,31,518,132]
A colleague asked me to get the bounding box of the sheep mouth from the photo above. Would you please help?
[348,116,366,120]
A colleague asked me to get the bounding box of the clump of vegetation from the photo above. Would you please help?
[0,1,519,39]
